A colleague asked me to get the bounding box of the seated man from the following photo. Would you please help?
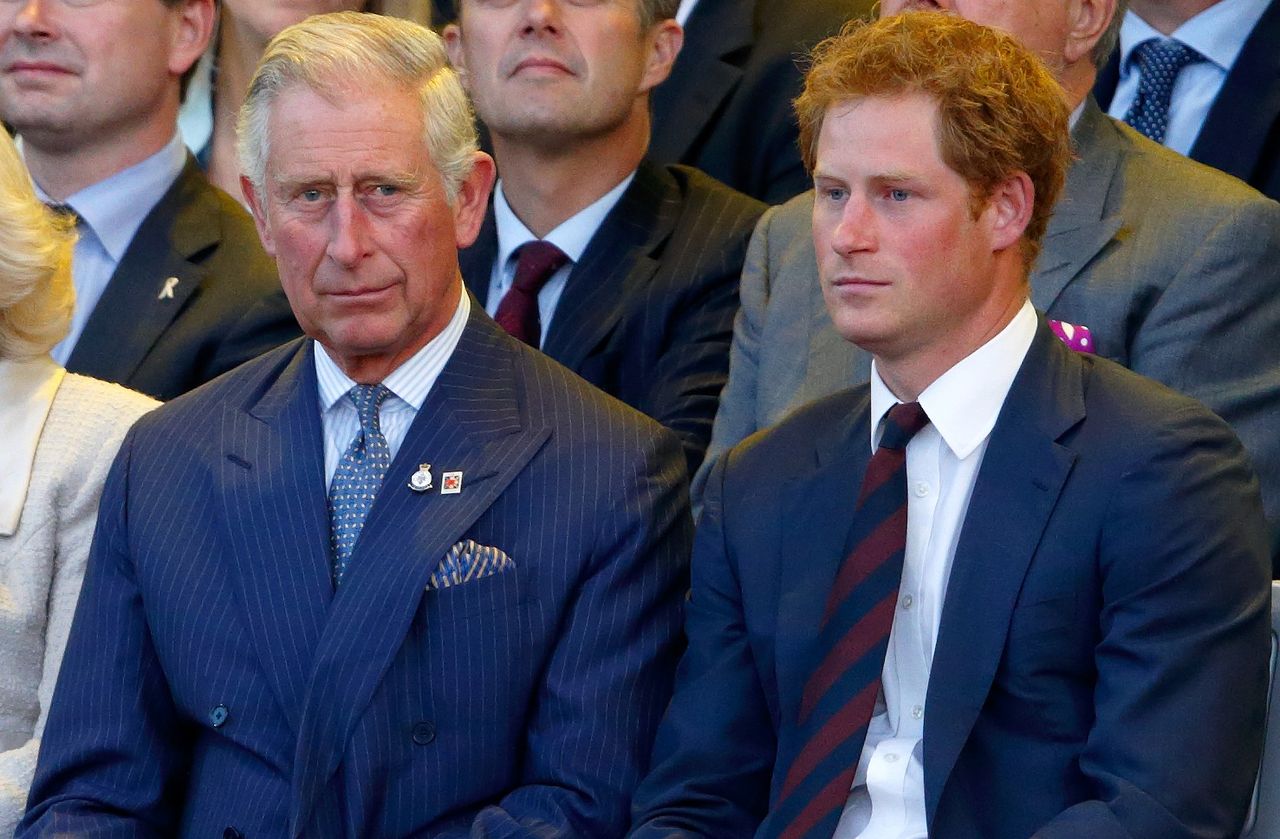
[697,0,1280,554]
[21,13,690,837]
[444,0,765,473]
[630,13,1271,838]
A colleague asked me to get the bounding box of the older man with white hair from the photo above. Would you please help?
[20,13,691,838]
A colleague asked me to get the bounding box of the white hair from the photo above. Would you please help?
[0,132,75,361]
[236,11,478,202]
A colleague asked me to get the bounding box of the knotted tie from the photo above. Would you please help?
[493,240,569,347]
[1123,39,1206,144]
[770,401,931,839]
[328,384,392,588]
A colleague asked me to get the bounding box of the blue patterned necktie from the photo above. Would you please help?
[1123,39,1205,144]
[328,384,392,588]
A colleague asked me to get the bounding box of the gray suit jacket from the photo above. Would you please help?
[700,99,1280,538]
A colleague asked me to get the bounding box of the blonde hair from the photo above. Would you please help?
[0,133,76,361]
[237,11,477,202]
[795,12,1072,267]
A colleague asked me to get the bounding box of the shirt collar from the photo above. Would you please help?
[492,171,635,272]
[1119,0,1270,75]
[314,285,471,413]
[29,132,187,263]
[869,299,1038,459]
[0,356,66,536]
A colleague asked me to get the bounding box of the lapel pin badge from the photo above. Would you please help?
[158,276,180,300]
[441,471,463,495]
[409,463,433,492]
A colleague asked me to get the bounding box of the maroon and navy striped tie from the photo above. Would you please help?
[769,401,931,839]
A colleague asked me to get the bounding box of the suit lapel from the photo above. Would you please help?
[648,0,755,163]
[1189,0,1280,183]
[290,312,551,833]
[1032,100,1126,313]
[66,158,216,387]
[922,323,1083,826]
[773,395,872,756]
[458,201,498,310]
[540,161,677,372]
[219,340,333,735]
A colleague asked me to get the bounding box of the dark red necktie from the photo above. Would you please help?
[493,240,569,347]
[769,401,931,839]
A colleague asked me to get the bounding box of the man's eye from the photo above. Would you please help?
[887,188,910,202]
[821,187,847,202]
[300,189,323,202]
[373,185,399,197]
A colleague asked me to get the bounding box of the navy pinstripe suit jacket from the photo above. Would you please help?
[20,308,692,838]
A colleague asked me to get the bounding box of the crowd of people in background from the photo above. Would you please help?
[1,0,1278,835]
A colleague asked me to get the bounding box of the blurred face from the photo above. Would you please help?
[0,0,208,153]
[222,0,367,47]
[445,0,679,150]
[812,94,1021,368]
[242,81,493,381]
[879,0,1072,69]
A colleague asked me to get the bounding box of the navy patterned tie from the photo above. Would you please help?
[769,401,931,839]
[1123,39,1205,144]
[494,240,569,347]
[328,384,392,588]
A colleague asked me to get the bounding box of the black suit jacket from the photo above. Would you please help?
[460,161,764,472]
[647,0,871,204]
[1095,0,1280,202]
[631,319,1272,838]
[65,156,299,400]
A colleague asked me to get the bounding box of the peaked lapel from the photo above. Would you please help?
[218,340,333,736]
[648,0,756,164]
[771,393,872,772]
[66,157,218,386]
[922,322,1083,826]
[1032,100,1126,313]
[1188,0,1280,183]
[290,311,552,833]
[540,161,679,372]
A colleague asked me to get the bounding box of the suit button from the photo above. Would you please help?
[411,721,436,745]
[224,829,244,839]
[209,704,229,728]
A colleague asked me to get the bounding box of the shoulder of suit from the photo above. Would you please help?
[138,338,305,425]
[664,164,767,219]
[1107,116,1276,212]
[36,374,159,478]
[723,384,868,475]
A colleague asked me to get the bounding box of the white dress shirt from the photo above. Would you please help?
[315,288,470,487]
[1106,0,1270,155]
[834,300,1039,839]
[485,173,633,347]
[27,133,187,365]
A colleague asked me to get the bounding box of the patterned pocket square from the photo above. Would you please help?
[427,539,515,590]
[1048,319,1095,354]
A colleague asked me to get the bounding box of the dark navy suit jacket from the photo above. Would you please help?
[461,161,764,474]
[65,156,299,401]
[631,320,1271,838]
[21,309,692,837]
[1095,0,1280,203]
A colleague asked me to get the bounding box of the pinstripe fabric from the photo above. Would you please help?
[460,160,765,474]
[19,307,692,838]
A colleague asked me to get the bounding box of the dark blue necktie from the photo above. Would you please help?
[328,384,392,588]
[1123,38,1205,144]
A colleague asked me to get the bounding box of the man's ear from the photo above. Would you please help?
[241,176,277,257]
[169,0,216,79]
[1063,0,1116,66]
[443,23,468,84]
[639,19,683,93]
[452,151,496,249]
[986,171,1034,254]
